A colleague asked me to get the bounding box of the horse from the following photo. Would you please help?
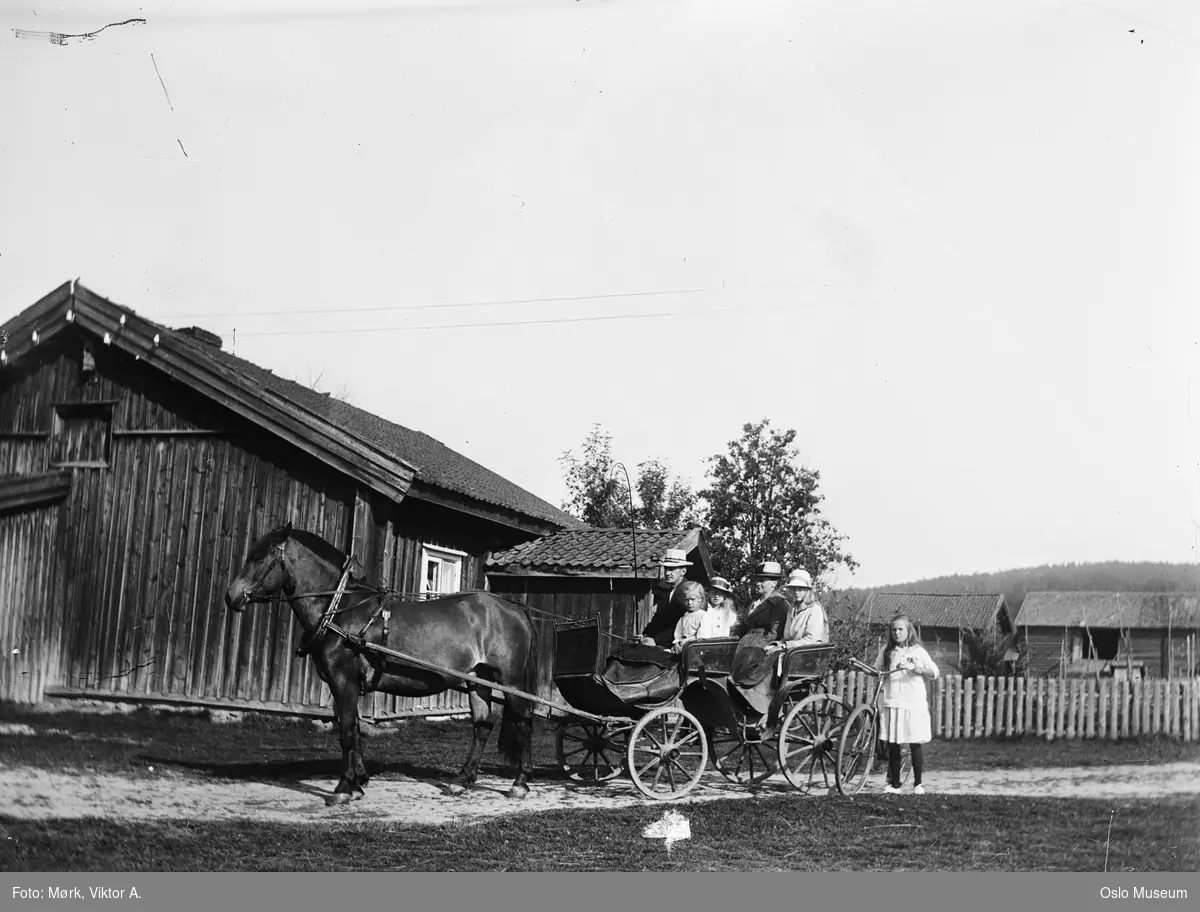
[223,522,538,804]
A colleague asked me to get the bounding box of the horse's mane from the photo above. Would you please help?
[247,524,348,570]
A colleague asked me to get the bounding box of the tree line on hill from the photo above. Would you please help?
[840,561,1200,615]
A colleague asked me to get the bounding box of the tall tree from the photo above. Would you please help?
[559,426,700,529]
[558,424,630,527]
[702,419,857,605]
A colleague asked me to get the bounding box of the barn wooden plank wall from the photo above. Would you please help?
[0,501,63,702]
[0,333,521,718]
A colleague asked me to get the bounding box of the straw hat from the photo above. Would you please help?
[783,568,814,589]
[659,548,692,568]
[708,576,734,597]
[752,560,784,579]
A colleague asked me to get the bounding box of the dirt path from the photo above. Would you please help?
[2,761,1196,827]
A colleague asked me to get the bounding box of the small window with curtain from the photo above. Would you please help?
[51,403,112,468]
[420,545,467,599]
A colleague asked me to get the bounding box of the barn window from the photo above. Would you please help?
[50,403,112,468]
[420,545,466,598]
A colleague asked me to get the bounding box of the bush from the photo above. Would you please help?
[954,626,1026,679]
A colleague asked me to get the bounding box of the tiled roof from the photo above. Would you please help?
[863,593,1009,630]
[175,336,586,530]
[489,528,700,573]
[1014,592,1200,629]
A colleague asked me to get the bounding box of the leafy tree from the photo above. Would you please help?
[558,426,700,529]
[702,419,857,606]
[558,425,630,527]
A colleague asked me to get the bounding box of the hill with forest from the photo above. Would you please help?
[839,561,1200,615]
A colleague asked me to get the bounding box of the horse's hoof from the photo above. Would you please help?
[507,785,529,800]
[326,793,353,807]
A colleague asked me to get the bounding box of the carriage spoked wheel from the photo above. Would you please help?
[555,720,625,783]
[627,706,708,801]
[834,705,878,796]
[710,727,780,785]
[777,694,849,794]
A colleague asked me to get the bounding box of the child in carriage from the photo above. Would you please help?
[671,580,733,651]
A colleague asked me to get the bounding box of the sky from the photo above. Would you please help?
[1,0,1196,588]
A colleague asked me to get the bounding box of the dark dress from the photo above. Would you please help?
[731,591,793,714]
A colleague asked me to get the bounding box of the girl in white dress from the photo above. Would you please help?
[874,613,939,795]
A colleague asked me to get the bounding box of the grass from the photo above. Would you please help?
[1,701,1197,871]
[2,794,1194,871]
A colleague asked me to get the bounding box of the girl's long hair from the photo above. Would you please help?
[882,612,919,669]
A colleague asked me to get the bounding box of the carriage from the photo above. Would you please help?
[223,524,874,805]
[551,616,854,800]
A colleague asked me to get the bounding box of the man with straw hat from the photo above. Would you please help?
[639,548,694,647]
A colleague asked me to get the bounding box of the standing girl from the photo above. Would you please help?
[874,613,939,795]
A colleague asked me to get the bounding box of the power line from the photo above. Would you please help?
[154,286,710,320]
[235,303,797,338]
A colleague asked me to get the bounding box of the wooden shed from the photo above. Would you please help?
[861,592,1014,675]
[0,280,583,713]
[1014,591,1200,679]
[486,527,713,704]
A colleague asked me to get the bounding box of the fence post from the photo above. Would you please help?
[1107,678,1119,740]
[934,675,943,738]
[1005,676,1014,737]
[1140,678,1151,737]
[1015,676,1025,736]
[1130,678,1141,737]
[1085,679,1095,739]
[1033,677,1041,738]
[1167,677,1178,737]
[984,676,994,737]
[1190,678,1198,742]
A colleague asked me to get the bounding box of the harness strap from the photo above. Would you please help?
[295,554,357,658]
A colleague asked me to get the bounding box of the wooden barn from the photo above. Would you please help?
[486,527,713,704]
[1014,591,1200,679]
[0,280,584,714]
[861,592,1014,675]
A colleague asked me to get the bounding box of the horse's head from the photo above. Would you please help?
[224,521,296,612]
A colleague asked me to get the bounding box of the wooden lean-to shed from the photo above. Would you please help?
[1014,591,1200,679]
[861,592,1014,676]
[0,281,583,714]
[486,527,714,704]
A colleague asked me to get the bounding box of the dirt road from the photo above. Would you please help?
[2,761,1196,827]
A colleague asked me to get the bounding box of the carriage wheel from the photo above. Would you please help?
[627,706,708,801]
[777,694,847,794]
[709,727,779,785]
[555,720,624,783]
[835,705,878,796]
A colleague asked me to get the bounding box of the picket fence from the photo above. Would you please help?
[822,672,1200,742]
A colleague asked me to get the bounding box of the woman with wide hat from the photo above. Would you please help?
[729,560,792,715]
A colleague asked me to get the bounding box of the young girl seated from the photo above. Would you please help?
[671,581,725,651]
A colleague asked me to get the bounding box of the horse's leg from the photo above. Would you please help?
[499,694,534,800]
[446,683,494,794]
[328,678,366,806]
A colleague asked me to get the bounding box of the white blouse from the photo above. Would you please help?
[874,644,940,710]
[672,609,727,649]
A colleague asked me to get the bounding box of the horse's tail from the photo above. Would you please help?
[498,614,538,769]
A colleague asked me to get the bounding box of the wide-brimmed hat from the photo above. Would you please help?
[708,576,734,597]
[752,560,784,579]
[783,568,814,589]
[659,548,692,568]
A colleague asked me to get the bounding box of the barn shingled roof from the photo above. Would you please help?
[0,282,584,531]
[863,593,1011,631]
[489,528,708,575]
[174,336,587,530]
[1014,592,1200,629]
